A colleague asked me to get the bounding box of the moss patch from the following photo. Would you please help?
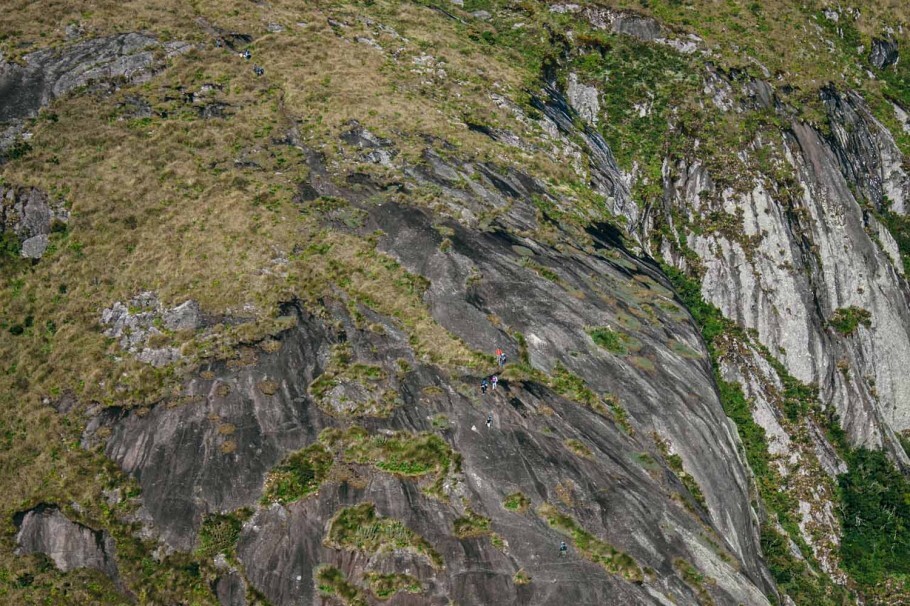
[365,572,422,600]
[315,565,366,606]
[453,508,492,539]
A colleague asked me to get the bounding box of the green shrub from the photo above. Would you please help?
[588,327,626,354]
[261,443,333,505]
[315,566,366,606]
[196,513,243,559]
[503,492,530,513]
[829,307,872,336]
[365,572,421,600]
[839,448,910,587]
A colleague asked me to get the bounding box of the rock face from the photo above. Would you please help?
[99,139,779,604]
[870,37,899,69]
[661,83,910,464]
[0,185,68,258]
[100,292,202,367]
[15,505,119,582]
[0,33,190,155]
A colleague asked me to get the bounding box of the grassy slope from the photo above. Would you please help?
[1,0,910,603]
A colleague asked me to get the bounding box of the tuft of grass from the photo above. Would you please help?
[196,512,244,559]
[829,306,872,336]
[513,569,531,585]
[502,492,530,513]
[261,443,333,505]
[537,503,643,582]
[588,327,626,354]
[324,502,442,568]
[674,558,715,605]
[453,508,492,539]
[315,565,366,606]
[564,438,593,459]
[365,572,422,600]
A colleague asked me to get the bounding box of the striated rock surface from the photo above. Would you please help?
[15,504,119,582]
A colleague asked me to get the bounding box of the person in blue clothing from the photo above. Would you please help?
[481,377,488,394]
[499,351,507,367]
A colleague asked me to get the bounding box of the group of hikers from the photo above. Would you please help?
[481,348,507,428]
[224,46,263,77]
[479,347,570,558]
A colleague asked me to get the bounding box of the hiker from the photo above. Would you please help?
[242,49,252,60]
[491,375,498,390]
[499,351,507,367]
[481,377,488,394]
[559,541,568,557]
[486,413,493,429]
[253,65,264,76]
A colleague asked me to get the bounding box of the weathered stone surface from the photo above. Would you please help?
[566,72,600,125]
[0,184,67,258]
[15,504,119,582]
[104,302,333,550]
[101,292,202,367]
[213,571,247,606]
[0,33,189,125]
[870,37,899,69]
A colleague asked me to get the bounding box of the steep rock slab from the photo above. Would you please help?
[239,372,770,606]
[104,303,333,551]
[15,504,119,582]
[355,180,772,595]
[663,116,910,458]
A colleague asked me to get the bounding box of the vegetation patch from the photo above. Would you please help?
[261,443,333,505]
[829,306,872,336]
[324,503,442,568]
[537,503,643,582]
[196,512,243,559]
[654,434,707,511]
[513,569,531,585]
[839,448,910,589]
[564,438,593,459]
[588,326,626,354]
[502,492,530,513]
[453,508,492,539]
[315,565,366,606]
[673,558,715,606]
[365,572,422,600]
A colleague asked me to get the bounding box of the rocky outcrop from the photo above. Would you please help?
[94,141,782,603]
[870,37,899,69]
[101,292,202,367]
[659,84,910,464]
[15,504,119,582]
[0,33,191,155]
[821,87,909,214]
[0,184,68,258]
